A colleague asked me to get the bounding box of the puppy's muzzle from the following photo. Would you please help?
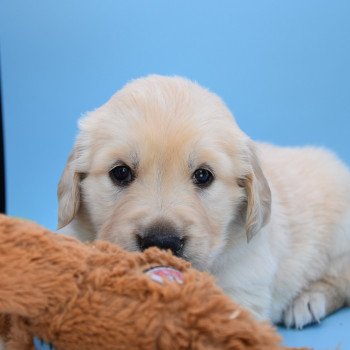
[137,221,185,257]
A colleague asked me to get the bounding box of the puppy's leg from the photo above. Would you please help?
[283,255,350,329]
[225,285,272,321]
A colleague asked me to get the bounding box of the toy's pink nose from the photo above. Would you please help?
[137,221,185,257]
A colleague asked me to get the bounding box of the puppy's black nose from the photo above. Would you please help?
[137,222,184,256]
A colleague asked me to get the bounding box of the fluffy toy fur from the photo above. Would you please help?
[0,215,307,350]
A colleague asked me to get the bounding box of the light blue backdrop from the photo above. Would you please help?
[1,1,349,229]
[1,1,350,348]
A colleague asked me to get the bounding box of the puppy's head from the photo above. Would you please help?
[58,76,271,270]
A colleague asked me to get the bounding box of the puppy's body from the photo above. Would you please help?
[58,76,350,328]
[211,144,350,325]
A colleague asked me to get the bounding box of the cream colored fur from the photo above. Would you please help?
[58,75,350,328]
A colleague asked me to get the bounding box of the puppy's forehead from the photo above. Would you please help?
[92,76,236,129]
[79,76,245,172]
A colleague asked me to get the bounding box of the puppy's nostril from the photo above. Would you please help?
[136,234,143,250]
[179,237,186,251]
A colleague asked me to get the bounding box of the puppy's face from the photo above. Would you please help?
[58,76,271,270]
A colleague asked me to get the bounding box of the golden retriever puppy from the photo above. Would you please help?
[58,75,350,328]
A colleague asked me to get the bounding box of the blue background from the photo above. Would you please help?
[1,1,350,230]
[1,2,350,348]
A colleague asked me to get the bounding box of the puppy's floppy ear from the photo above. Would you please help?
[241,143,271,242]
[57,150,81,229]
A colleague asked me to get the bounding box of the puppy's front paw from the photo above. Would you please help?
[283,291,326,329]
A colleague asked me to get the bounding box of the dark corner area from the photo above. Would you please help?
[0,62,5,213]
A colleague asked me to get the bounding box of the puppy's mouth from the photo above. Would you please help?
[133,231,208,271]
[136,233,187,257]
[134,219,187,257]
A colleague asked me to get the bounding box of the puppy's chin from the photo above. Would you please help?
[135,245,209,271]
[117,239,209,271]
[179,248,210,271]
[98,221,215,271]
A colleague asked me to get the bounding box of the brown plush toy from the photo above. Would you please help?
[0,215,308,350]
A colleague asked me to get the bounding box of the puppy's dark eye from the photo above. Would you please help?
[193,168,214,188]
[109,165,134,186]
